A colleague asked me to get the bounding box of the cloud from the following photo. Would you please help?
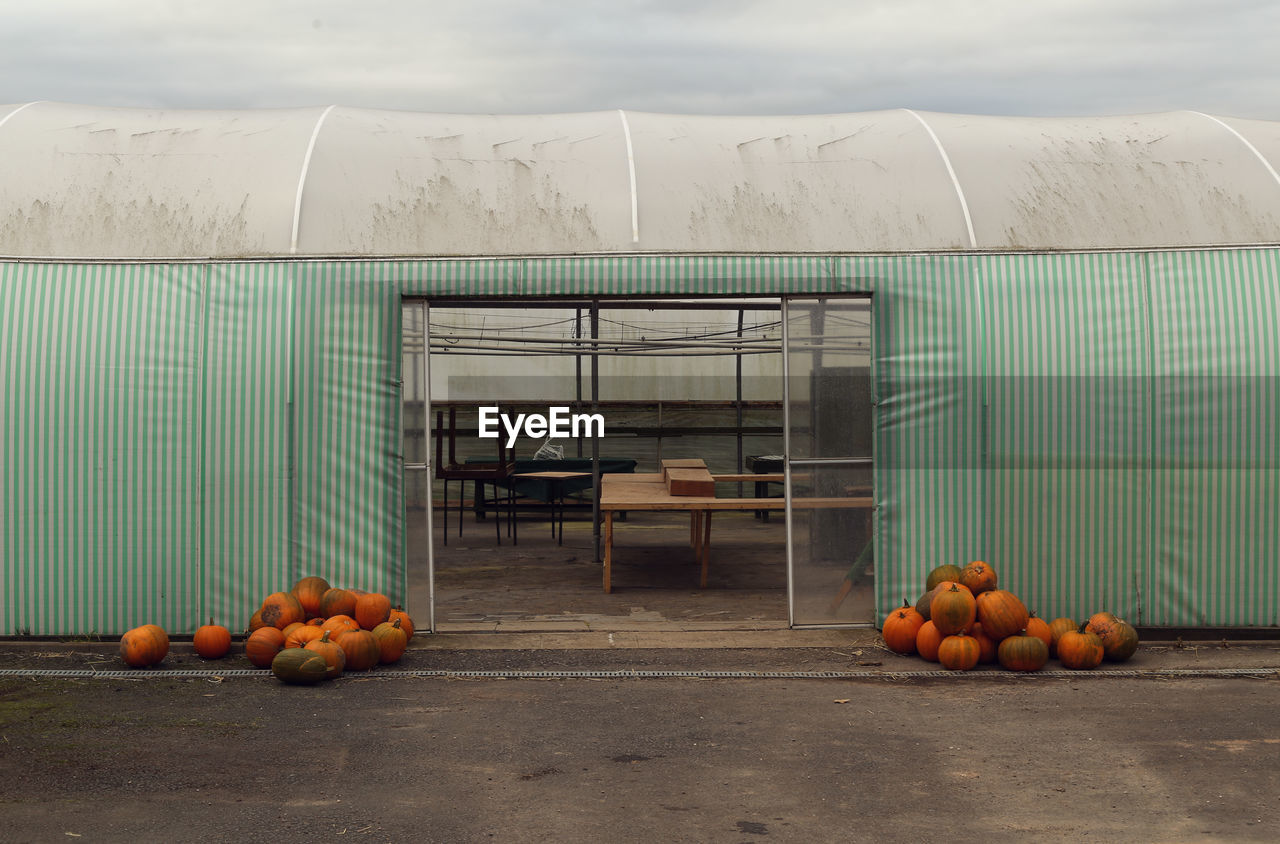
[1,0,1277,119]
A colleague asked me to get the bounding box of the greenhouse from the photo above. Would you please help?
[2,101,1278,636]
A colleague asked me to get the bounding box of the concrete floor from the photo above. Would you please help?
[408,506,875,633]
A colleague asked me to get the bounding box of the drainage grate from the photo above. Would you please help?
[0,667,1275,680]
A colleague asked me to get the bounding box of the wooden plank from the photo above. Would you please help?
[712,473,784,483]
[599,494,874,511]
[665,467,716,497]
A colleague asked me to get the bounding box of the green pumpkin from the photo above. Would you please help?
[925,564,963,592]
[271,647,330,685]
[1100,619,1140,662]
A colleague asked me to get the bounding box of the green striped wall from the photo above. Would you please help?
[1,263,202,635]
[2,250,1277,634]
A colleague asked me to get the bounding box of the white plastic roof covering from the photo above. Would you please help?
[2,101,1279,258]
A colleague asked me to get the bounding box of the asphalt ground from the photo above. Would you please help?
[2,635,1279,843]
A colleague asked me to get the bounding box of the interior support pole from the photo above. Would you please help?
[591,301,602,563]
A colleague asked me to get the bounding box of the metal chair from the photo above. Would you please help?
[434,407,516,545]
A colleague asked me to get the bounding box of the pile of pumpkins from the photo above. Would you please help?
[881,561,1139,672]
[118,576,415,685]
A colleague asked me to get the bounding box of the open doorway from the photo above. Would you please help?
[402,297,872,632]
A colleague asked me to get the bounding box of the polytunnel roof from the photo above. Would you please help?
[2,101,1280,258]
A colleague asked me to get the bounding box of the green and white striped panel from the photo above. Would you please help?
[870,255,985,618]
[1147,249,1280,626]
[292,261,405,604]
[1,262,202,636]
[981,252,1150,624]
[201,263,293,629]
[397,255,843,298]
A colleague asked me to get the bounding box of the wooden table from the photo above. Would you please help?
[599,473,872,593]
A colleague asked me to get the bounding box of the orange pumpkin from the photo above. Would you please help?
[915,580,972,621]
[915,620,944,662]
[193,618,232,659]
[291,575,332,619]
[1057,624,1105,670]
[259,591,306,630]
[120,624,169,668]
[304,631,346,679]
[1085,611,1119,639]
[389,608,415,641]
[1047,617,1078,656]
[371,618,409,664]
[245,626,286,668]
[321,614,361,638]
[247,608,267,633]
[319,588,357,619]
[336,629,380,671]
[997,631,1049,672]
[975,590,1029,641]
[1024,613,1053,650]
[286,624,325,650]
[930,584,976,636]
[937,633,980,671]
[881,600,925,655]
[354,592,392,631]
[959,561,998,595]
[969,622,998,663]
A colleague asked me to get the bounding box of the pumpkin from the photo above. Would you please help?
[997,631,1049,672]
[354,592,392,630]
[193,618,232,659]
[969,622,998,663]
[1024,613,1053,650]
[259,591,306,630]
[245,626,286,668]
[304,631,346,679]
[290,575,332,619]
[881,600,925,655]
[285,624,325,650]
[930,584,976,636]
[915,620,944,663]
[389,608,415,641]
[1047,617,1078,656]
[321,614,361,638]
[281,622,306,641]
[372,619,409,664]
[306,617,325,626]
[119,624,169,668]
[975,590,1029,641]
[1057,624,1105,670]
[271,648,330,685]
[319,588,357,619]
[247,608,267,632]
[937,633,980,671]
[336,629,380,671]
[1099,619,1140,662]
[915,581,972,621]
[1085,611,1119,639]
[925,564,964,592]
[959,561,997,595]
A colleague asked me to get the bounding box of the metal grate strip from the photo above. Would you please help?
[0,667,1275,680]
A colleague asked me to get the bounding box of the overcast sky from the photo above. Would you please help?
[2,0,1277,119]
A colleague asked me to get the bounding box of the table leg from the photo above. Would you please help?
[700,510,712,588]
[603,510,614,593]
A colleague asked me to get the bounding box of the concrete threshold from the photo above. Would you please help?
[413,628,883,650]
